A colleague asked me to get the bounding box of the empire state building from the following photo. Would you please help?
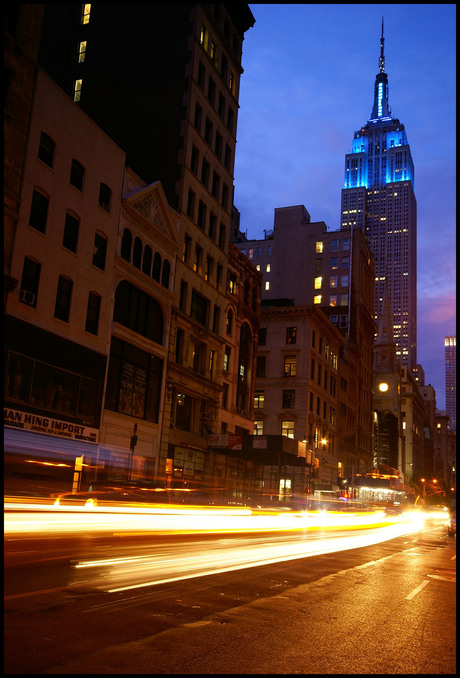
[341,20,417,369]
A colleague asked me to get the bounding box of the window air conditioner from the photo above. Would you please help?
[20,290,35,305]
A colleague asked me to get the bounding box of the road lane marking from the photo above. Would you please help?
[405,580,430,600]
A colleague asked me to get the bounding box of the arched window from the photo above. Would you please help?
[226,309,233,334]
[121,228,132,261]
[161,259,170,288]
[152,252,161,281]
[142,245,152,275]
[133,237,142,268]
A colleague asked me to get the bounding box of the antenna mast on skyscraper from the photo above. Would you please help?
[379,16,385,73]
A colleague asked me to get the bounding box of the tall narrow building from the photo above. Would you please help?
[341,19,417,369]
[444,336,456,432]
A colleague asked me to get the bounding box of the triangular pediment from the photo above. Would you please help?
[124,180,182,250]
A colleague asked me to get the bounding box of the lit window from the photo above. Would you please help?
[266,264,270,272]
[330,276,337,288]
[284,355,296,377]
[200,23,208,49]
[316,241,323,253]
[73,79,83,102]
[210,40,217,63]
[78,41,87,63]
[314,276,322,289]
[248,249,254,259]
[254,391,264,408]
[254,420,264,435]
[314,295,321,304]
[329,295,337,307]
[256,265,260,271]
[81,4,91,24]
[281,420,294,439]
[265,281,270,291]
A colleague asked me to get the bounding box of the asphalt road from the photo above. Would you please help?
[4,522,456,674]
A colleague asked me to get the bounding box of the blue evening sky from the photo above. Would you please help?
[233,3,456,410]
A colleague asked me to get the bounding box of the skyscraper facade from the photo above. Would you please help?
[444,336,456,432]
[341,20,417,370]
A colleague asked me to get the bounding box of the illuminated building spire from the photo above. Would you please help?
[370,17,391,121]
[379,16,385,73]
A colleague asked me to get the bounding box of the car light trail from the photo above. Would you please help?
[76,519,426,594]
[4,497,435,595]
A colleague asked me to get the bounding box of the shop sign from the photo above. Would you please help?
[208,434,242,449]
[4,408,99,442]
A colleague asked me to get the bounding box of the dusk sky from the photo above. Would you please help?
[233,4,456,410]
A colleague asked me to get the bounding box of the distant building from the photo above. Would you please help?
[445,336,456,432]
[340,20,417,370]
[233,204,376,488]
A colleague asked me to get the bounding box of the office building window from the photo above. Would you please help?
[224,345,231,371]
[254,420,264,435]
[282,389,295,409]
[256,356,266,377]
[212,171,220,199]
[29,189,49,234]
[341,256,349,268]
[222,183,229,210]
[38,132,55,167]
[286,327,297,344]
[201,158,210,187]
[198,60,205,89]
[314,276,322,289]
[197,201,207,230]
[254,390,264,408]
[329,295,337,307]
[78,40,87,63]
[209,213,217,240]
[191,145,199,174]
[281,420,295,438]
[193,244,203,274]
[187,189,195,219]
[190,290,208,326]
[330,276,338,288]
[63,213,79,252]
[54,276,73,322]
[340,274,349,287]
[70,159,84,190]
[194,103,202,132]
[207,77,216,105]
[331,257,338,270]
[316,241,323,253]
[106,338,163,423]
[214,132,222,160]
[73,79,83,102]
[98,183,111,212]
[114,281,164,344]
[284,355,296,377]
[81,4,91,24]
[19,257,40,308]
[92,232,107,270]
[85,292,101,335]
[314,295,321,304]
[200,23,207,48]
[258,328,267,345]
